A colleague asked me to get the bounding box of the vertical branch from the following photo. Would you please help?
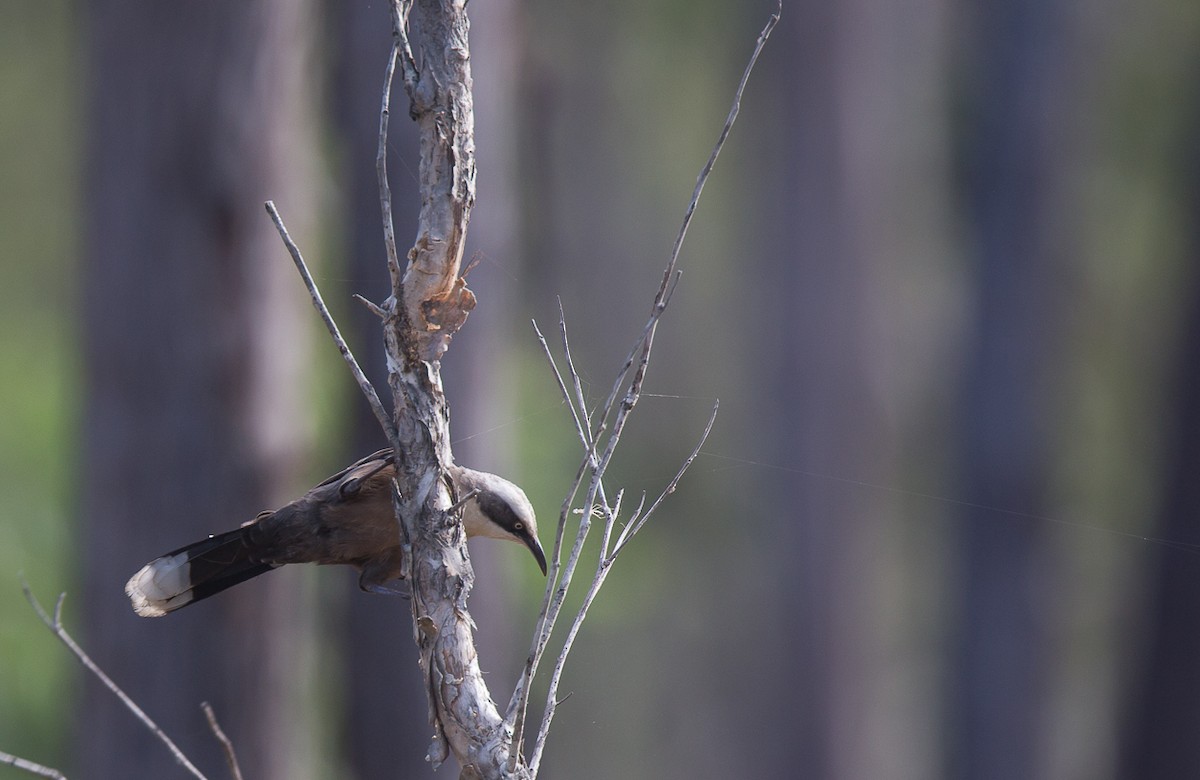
[379,1,515,776]
[388,0,478,363]
[369,0,775,775]
[377,16,403,290]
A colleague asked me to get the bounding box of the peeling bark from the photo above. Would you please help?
[380,1,521,776]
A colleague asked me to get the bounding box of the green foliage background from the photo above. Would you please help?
[0,0,77,766]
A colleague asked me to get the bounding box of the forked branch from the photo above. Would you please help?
[505,4,780,774]
[22,585,210,780]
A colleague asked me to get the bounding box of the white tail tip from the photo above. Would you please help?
[125,553,194,618]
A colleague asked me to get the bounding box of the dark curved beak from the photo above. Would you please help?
[524,534,548,576]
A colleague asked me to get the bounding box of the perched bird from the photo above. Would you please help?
[125,449,545,617]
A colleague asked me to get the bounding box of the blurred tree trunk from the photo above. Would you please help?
[79,2,317,778]
[1118,97,1200,779]
[749,1,950,777]
[949,1,1079,778]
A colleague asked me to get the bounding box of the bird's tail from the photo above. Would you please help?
[125,528,276,617]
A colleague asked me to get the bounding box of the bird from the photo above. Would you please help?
[125,449,546,617]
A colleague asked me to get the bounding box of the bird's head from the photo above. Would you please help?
[452,466,547,576]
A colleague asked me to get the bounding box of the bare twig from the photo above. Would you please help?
[448,487,481,514]
[557,300,595,439]
[532,318,588,452]
[588,0,781,450]
[201,702,244,780]
[613,401,720,555]
[22,585,209,780]
[668,1,780,287]
[511,5,779,773]
[525,348,716,775]
[0,750,67,780]
[264,200,400,456]
[354,293,388,319]
[378,2,403,290]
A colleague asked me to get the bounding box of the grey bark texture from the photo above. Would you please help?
[381,2,522,776]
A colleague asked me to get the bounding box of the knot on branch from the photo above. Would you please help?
[424,277,477,332]
[411,274,476,360]
[402,228,476,360]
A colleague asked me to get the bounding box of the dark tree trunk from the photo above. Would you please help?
[1118,88,1200,780]
[948,1,1079,778]
[79,1,316,778]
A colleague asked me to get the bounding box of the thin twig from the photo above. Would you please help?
[597,489,624,559]
[201,702,244,780]
[513,315,628,768]
[557,299,594,437]
[353,293,388,319]
[530,403,718,776]
[448,487,480,514]
[504,338,595,680]
[378,14,402,289]
[528,553,611,774]
[22,585,209,780]
[520,5,779,773]
[0,750,67,780]
[614,401,719,555]
[587,0,780,451]
[533,319,588,451]
[264,201,401,456]
[667,0,780,289]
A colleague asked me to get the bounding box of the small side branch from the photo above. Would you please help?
[201,702,244,780]
[378,3,404,289]
[0,750,67,780]
[264,200,401,455]
[22,585,209,780]
[613,401,719,556]
[665,0,780,287]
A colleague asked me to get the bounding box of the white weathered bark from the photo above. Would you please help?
[380,2,520,777]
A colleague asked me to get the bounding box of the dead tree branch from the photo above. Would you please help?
[506,4,780,774]
[22,585,209,780]
[266,0,498,771]
[379,0,503,776]
[0,749,67,780]
[263,0,776,776]
[265,201,400,457]
[201,702,245,780]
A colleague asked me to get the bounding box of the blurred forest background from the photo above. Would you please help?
[4,0,1200,778]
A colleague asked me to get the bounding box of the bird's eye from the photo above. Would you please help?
[513,522,524,530]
